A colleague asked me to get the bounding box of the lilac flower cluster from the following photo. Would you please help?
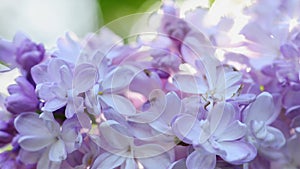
[0,0,299,168]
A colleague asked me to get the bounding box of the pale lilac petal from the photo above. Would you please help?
[73,63,98,94]
[186,151,216,169]
[58,65,73,89]
[36,83,57,101]
[77,112,91,131]
[168,159,187,169]
[123,158,136,169]
[65,96,84,118]
[209,102,235,137]
[217,141,257,164]
[54,32,81,63]
[18,149,41,164]
[128,89,166,123]
[224,85,241,99]
[264,126,286,149]
[181,31,216,67]
[102,66,136,92]
[215,120,247,142]
[173,74,207,94]
[182,95,203,117]
[138,150,171,169]
[149,92,182,133]
[100,94,136,116]
[37,148,61,169]
[14,112,53,136]
[99,120,132,150]
[134,144,167,158]
[49,139,67,162]
[224,71,242,88]
[91,153,125,169]
[31,64,49,84]
[161,92,182,124]
[47,59,69,83]
[61,118,83,152]
[171,114,201,144]
[18,135,55,151]
[42,98,67,112]
[129,70,162,97]
[244,92,277,125]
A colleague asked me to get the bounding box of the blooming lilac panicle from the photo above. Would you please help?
[2,0,300,168]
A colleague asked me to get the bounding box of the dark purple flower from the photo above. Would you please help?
[15,38,44,72]
[5,76,39,114]
[0,119,15,148]
[0,32,45,73]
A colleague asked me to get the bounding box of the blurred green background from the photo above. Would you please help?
[97,0,160,37]
[98,0,159,24]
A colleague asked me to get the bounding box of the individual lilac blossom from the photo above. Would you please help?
[52,32,81,64]
[243,92,286,160]
[173,64,242,103]
[5,76,39,114]
[60,135,100,169]
[91,120,171,169]
[147,91,182,135]
[14,112,82,169]
[85,65,136,116]
[172,102,256,169]
[31,58,97,125]
[151,49,182,74]
[0,32,44,72]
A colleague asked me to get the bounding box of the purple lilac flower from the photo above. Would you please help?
[5,76,39,114]
[0,32,44,73]
[14,112,82,169]
[172,102,256,169]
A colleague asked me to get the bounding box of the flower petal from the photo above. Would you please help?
[123,158,136,169]
[49,139,67,162]
[173,74,207,94]
[217,141,257,164]
[186,150,216,169]
[244,92,277,125]
[14,112,54,137]
[99,120,132,151]
[102,66,135,92]
[73,63,98,94]
[91,153,125,169]
[215,120,247,142]
[100,94,136,116]
[18,135,55,151]
[171,114,202,145]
